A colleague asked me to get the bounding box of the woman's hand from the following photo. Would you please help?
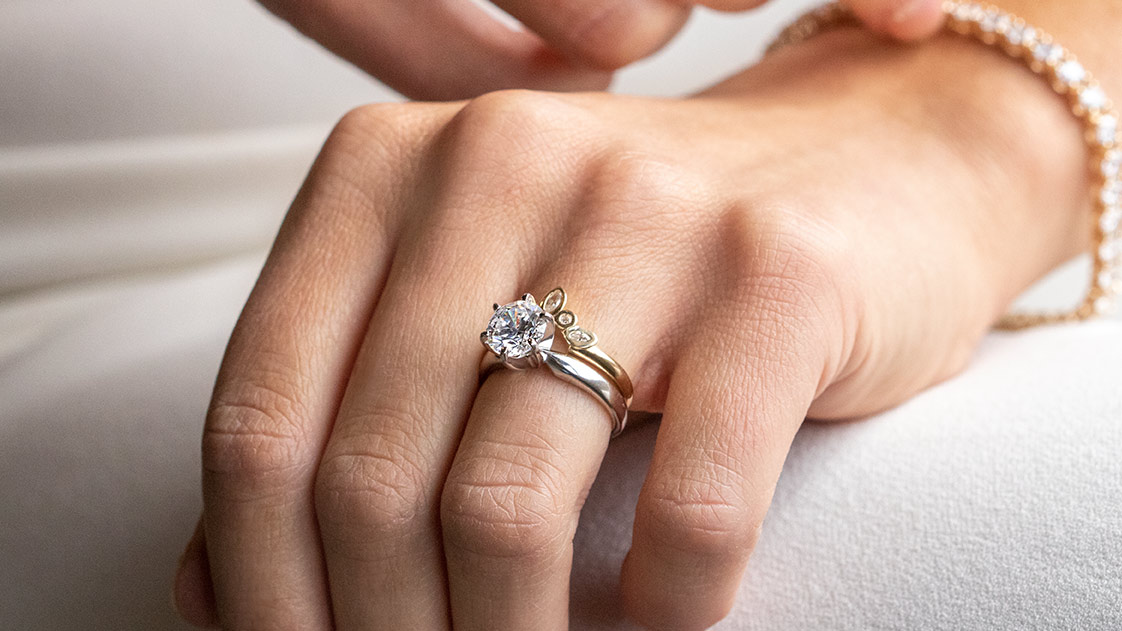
[256,0,946,100]
[173,28,1087,630]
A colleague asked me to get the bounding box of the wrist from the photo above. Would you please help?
[708,25,1091,305]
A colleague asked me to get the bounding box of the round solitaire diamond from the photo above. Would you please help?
[483,300,549,359]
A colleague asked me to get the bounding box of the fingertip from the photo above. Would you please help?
[550,0,691,71]
[846,0,946,41]
[173,520,220,628]
[886,0,946,41]
[618,538,741,631]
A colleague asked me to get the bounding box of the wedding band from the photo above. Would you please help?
[479,288,633,436]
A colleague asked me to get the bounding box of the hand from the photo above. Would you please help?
[173,27,1086,630]
[257,0,947,100]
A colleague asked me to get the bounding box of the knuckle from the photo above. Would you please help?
[724,204,852,321]
[202,387,311,500]
[314,424,430,547]
[296,102,429,233]
[440,444,572,560]
[446,90,593,168]
[581,150,709,234]
[321,102,425,173]
[637,479,758,560]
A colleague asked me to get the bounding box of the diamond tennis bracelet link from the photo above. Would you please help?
[768,1,1121,330]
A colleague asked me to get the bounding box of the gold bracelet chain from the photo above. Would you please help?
[768,1,1120,330]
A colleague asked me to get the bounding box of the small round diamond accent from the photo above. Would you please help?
[556,311,575,327]
[1102,183,1121,209]
[1100,238,1121,261]
[1093,295,1114,315]
[1101,207,1122,234]
[1098,269,1118,291]
[1080,86,1107,111]
[483,300,548,359]
[1102,151,1121,178]
[1097,115,1118,147]
[1057,60,1086,86]
[1033,42,1061,64]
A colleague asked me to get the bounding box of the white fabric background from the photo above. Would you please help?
[1,0,1119,629]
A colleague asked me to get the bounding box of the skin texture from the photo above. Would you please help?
[255,0,946,100]
[165,0,1122,620]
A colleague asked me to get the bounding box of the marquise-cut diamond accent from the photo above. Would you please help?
[483,300,548,359]
[541,288,565,314]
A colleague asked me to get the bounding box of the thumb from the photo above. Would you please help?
[691,0,944,41]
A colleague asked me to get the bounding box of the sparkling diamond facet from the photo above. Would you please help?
[483,300,548,359]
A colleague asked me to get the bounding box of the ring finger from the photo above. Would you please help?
[440,161,711,629]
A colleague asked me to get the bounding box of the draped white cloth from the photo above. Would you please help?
[1,1,1119,628]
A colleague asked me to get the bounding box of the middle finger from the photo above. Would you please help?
[313,92,598,630]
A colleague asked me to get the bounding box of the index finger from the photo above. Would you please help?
[259,0,612,101]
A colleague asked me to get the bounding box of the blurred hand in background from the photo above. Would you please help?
[256,0,945,99]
